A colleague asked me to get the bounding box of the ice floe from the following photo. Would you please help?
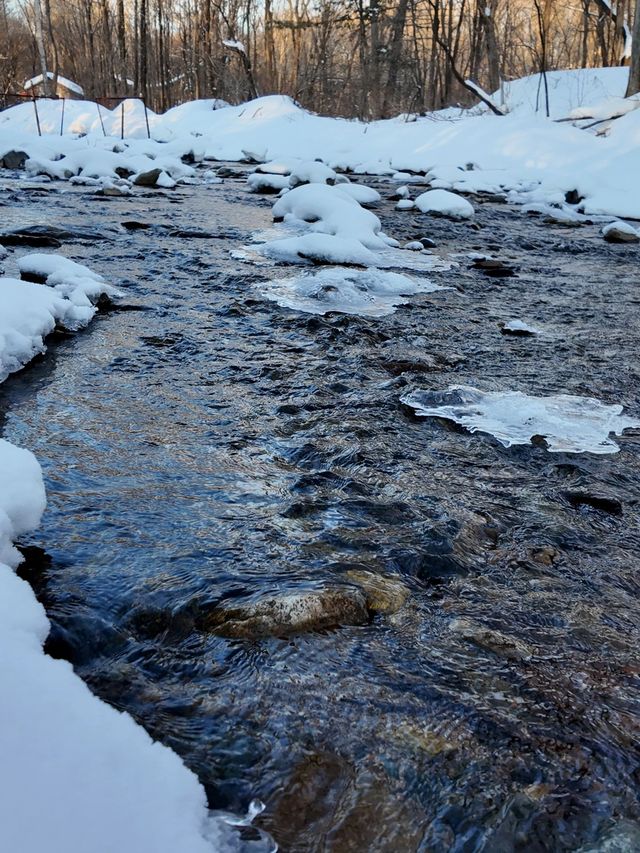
[262,267,443,316]
[401,386,639,454]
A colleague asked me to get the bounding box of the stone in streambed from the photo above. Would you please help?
[202,587,370,638]
[133,168,163,187]
[344,569,410,615]
[602,221,639,243]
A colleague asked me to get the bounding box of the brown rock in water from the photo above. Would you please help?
[449,617,532,661]
[133,168,163,187]
[344,569,410,615]
[203,587,369,638]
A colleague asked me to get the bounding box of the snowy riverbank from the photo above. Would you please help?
[1,67,640,220]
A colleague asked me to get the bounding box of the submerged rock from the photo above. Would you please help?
[344,569,410,615]
[449,617,532,661]
[202,587,370,638]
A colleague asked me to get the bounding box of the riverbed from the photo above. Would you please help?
[2,169,640,852]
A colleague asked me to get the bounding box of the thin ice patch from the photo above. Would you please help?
[401,386,640,454]
[262,267,443,317]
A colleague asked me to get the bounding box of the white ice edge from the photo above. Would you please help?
[401,386,640,454]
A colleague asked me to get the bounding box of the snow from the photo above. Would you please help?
[401,386,640,454]
[262,267,442,316]
[24,72,85,96]
[247,172,290,192]
[17,253,119,315]
[502,319,541,335]
[259,232,383,266]
[0,266,111,381]
[289,160,337,186]
[415,189,474,219]
[2,67,640,219]
[222,39,246,54]
[271,183,390,249]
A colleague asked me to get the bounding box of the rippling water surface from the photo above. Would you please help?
[2,171,640,852]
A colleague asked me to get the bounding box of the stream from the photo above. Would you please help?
[1,168,640,852]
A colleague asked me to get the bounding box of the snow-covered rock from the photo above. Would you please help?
[247,172,290,193]
[602,220,640,243]
[17,253,119,320]
[414,189,474,219]
[259,233,382,266]
[288,159,336,187]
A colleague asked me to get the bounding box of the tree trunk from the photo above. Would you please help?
[33,0,49,96]
[626,0,640,94]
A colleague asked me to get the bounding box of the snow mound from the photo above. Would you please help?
[262,267,442,316]
[334,184,381,206]
[0,277,89,380]
[289,159,337,186]
[259,232,382,266]
[17,253,119,325]
[247,172,289,193]
[401,386,639,454]
[415,189,474,219]
[272,183,390,249]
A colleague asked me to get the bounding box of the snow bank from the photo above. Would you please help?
[2,67,640,219]
[262,267,442,316]
[402,386,639,454]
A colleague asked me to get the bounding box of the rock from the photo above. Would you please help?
[562,490,623,515]
[602,220,640,243]
[200,587,370,638]
[344,569,410,615]
[472,257,516,277]
[565,189,583,205]
[114,165,134,179]
[419,237,437,249]
[122,220,151,230]
[216,166,243,178]
[133,168,163,187]
[449,617,532,661]
[2,224,107,246]
[100,185,128,197]
[404,240,424,251]
[395,199,415,210]
[2,150,28,170]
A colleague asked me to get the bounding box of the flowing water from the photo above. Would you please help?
[2,170,640,852]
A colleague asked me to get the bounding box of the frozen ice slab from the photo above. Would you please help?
[262,267,443,317]
[401,386,640,454]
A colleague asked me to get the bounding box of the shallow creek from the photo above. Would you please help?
[1,169,640,852]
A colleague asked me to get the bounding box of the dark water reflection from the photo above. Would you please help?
[1,172,640,852]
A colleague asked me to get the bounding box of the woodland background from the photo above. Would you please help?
[2,0,640,118]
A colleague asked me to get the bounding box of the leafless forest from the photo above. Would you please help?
[2,0,640,117]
